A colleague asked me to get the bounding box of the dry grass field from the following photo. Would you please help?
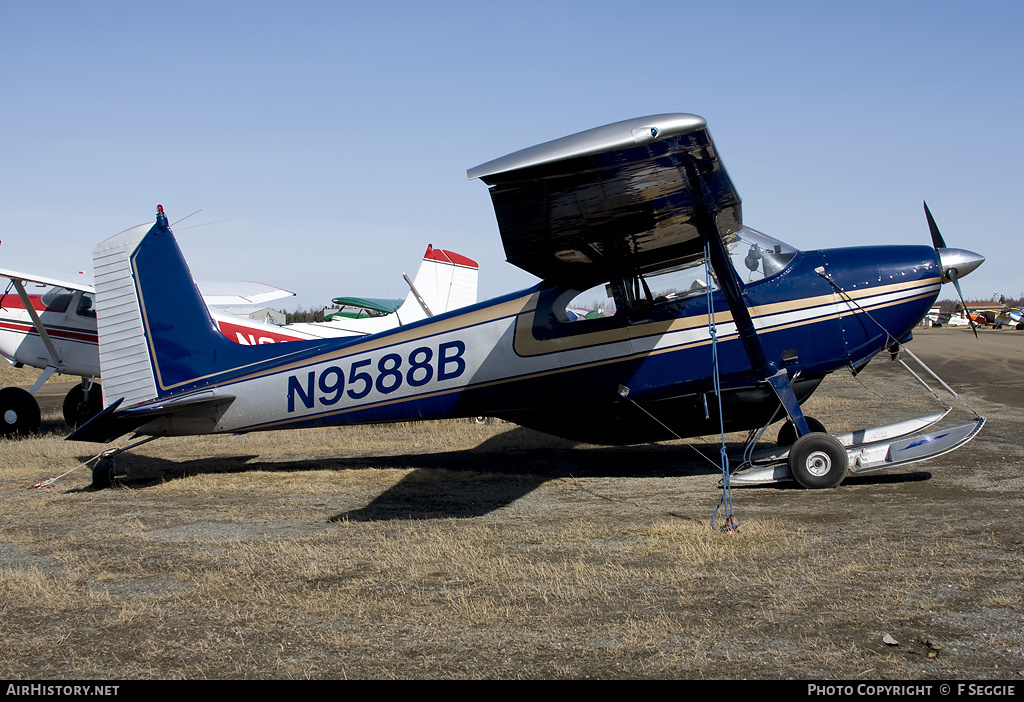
[1,328,1022,679]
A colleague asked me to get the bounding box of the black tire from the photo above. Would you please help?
[789,433,848,489]
[777,416,827,446]
[62,383,103,428]
[0,387,42,437]
[1016,323,1024,331]
[92,458,116,490]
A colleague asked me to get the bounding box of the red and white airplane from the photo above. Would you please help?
[0,245,477,434]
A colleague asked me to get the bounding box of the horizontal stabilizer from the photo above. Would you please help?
[68,393,236,443]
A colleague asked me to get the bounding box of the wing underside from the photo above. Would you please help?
[468,114,742,284]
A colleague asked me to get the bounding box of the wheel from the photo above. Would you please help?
[0,387,42,437]
[62,383,103,428]
[1016,323,1024,331]
[789,433,848,489]
[777,416,826,446]
[92,458,116,490]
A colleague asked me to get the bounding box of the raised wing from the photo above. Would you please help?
[468,113,741,283]
[0,266,94,293]
[194,280,296,306]
[1,265,293,307]
[328,297,403,317]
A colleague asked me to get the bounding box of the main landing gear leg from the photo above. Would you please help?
[766,369,848,489]
[63,378,103,428]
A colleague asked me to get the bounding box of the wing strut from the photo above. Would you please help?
[682,157,812,437]
[10,278,65,371]
[402,272,433,317]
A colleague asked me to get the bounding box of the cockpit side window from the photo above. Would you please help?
[624,226,797,312]
[539,228,798,332]
[529,280,626,342]
[76,292,96,319]
[41,287,73,313]
[559,282,619,323]
[625,261,718,312]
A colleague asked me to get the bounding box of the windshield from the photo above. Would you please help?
[40,286,74,313]
[727,227,797,283]
[561,227,798,320]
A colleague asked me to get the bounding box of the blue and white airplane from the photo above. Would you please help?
[69,114,986,490]
[996,307,1024,330]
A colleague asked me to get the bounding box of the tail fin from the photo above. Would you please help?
[92,207,300,409]
[396,245,478,323]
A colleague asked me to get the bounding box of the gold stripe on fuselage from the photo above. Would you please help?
[138,260,939,400]
[235,279,941,433]
[512,277,941,358]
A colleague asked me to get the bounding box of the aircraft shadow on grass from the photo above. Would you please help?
[73,426,932,520]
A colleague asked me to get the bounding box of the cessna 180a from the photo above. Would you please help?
[68,113,986,491]
[1,243,477,434]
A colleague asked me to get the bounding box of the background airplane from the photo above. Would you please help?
[996,307,1024,330]
[1,244,477,434]
[0,268,293,433]
[325,298,402,321]
[70,114,985,494]
[969,310,1000,328]
[267,245,478,339]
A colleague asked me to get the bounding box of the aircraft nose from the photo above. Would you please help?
[937,248,984,283]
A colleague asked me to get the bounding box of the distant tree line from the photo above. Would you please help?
[280,307,326,324]
[936,294,1024,314]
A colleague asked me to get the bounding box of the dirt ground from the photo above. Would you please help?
[1,327,1022,680]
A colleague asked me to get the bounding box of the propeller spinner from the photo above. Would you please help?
[925,201,985,338]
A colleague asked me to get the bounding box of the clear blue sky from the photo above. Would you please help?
[1,1,1020,308]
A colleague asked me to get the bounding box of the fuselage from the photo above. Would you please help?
[0,288,100,376]
[128,234,943,445]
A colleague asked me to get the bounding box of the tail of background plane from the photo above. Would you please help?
[280,244,479,338]
[397,245,478,322]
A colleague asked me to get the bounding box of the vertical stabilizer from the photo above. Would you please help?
[72,207,328,443]
[92,207,295,410]
[93,221,162,408]
[399,245,478,321]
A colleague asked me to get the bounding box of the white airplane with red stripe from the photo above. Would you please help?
[0,244,478,434]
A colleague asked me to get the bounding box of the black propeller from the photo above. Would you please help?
[924,200,946,249]
[925,201,984,339]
